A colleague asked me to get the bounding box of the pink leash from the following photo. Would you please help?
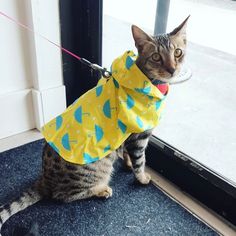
[0,10,111,77]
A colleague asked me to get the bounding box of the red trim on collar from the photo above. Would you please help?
[155,84,168,95]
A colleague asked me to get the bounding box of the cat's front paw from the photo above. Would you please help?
[96,186,113,199]
[136,172,151,185]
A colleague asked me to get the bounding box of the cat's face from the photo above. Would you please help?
[132,16,189,83]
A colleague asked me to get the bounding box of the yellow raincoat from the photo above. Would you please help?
[42,51,168,164]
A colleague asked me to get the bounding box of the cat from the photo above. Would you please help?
[0,16,189,235]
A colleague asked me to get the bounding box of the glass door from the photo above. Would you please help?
[103,0,236,226]
[155,0,236,187]
[103,0,236,186]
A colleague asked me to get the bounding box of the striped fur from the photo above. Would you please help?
[132,17,188,84]
[0,143,117,233]
[0,19,188,234]
[0,184,41,234]
[124,130,153,184]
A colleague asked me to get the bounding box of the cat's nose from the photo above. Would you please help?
[166,67,176,75]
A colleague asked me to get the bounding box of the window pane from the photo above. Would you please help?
[155,0,236,185]
[103,0,236,186]
[103,0,157,67]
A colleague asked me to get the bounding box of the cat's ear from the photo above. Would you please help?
[169,15,190,38]
[132,25,154,53]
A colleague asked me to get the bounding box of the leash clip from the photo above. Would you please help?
[91,63,111,78]
[80,58,111,78]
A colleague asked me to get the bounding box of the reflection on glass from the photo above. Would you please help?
[103,0,236,185]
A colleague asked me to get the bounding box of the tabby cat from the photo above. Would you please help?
[0,16,189,234]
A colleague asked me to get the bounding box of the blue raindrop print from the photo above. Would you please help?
[126,94,135,109]
[96,85,103,97]
[136,116,144,128]
[48,142,60,154]
[118,119,127,134]
[125,56,134,70]
[56,116,63,130]
[74,106,82,123]
[95,125,104,142]
[104,145,111,153]
[113,78,119,88]
[61,133,71,151]
[135,86,151,95]
[103,100,111,118]
[83,153,99,164]
[155,100,162,110]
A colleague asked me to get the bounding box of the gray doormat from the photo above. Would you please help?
[0,140,217,236]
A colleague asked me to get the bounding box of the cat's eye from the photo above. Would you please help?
[174,48,182,58]
[151,53,161,62]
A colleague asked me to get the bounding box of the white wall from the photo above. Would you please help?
[0,1,33,95]
[0,0,66,139]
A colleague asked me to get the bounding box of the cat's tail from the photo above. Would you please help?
[0,184,42,235]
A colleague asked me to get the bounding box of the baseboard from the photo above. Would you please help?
[0,129,43,153]
[146,167,236,236]
[32,86,66,130]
